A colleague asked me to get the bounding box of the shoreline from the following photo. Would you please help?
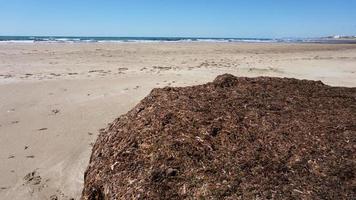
[1,35,356,44]
[2,41,356,45]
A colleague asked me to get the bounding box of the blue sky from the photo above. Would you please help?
[1,0,356,38]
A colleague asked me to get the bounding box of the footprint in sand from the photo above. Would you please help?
[38,128,48,131]
[49,73,61,77]
[23,170,52,196]
[51,109,60,115]
[2,74,13,79]
[23,170,41,186]
[118,67,128,72]
[50,195,58,200]
[51,189,72,200]
[0,186,9,191]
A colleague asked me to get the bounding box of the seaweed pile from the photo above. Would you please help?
[82,74,355,199]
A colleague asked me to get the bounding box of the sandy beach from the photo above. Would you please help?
[1,42,356,200]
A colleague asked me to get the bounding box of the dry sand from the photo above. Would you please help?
[0,42,355,200]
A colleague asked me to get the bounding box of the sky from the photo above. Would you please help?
[1,0,356,38]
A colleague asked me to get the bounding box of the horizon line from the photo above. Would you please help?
[0,35,339,39]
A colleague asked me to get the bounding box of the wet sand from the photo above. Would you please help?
[0,42,356,200]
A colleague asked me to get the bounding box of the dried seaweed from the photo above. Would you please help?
[82,74,356,200]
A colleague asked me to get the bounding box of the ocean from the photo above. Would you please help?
[0,36,355,44]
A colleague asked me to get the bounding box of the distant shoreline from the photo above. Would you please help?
[1,36,356,44]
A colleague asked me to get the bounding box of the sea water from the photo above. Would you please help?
[0,36,354,44]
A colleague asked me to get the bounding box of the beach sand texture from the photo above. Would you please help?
[0,42,356,199]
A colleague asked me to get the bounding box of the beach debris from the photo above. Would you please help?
[37,128,48,131]
[110,162,119,171]
[82,74,356,199]
[8,155,15,159]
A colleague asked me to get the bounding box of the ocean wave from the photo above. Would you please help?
[1,36,352,44]
[0,36,278,44]
[0,40,35,43]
